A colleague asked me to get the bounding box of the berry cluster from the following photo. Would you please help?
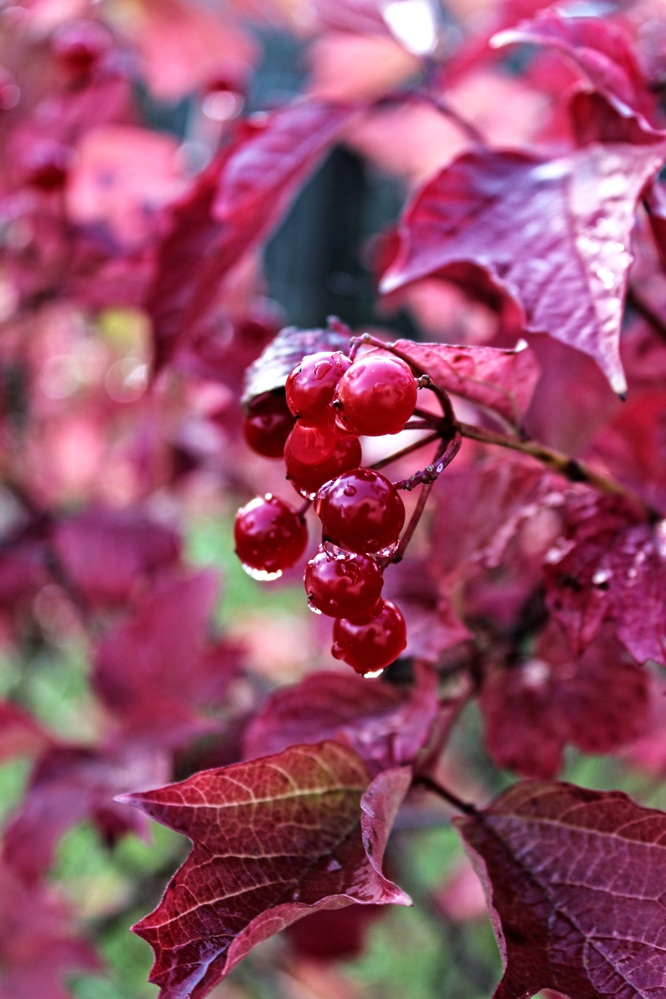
[235,344,424,676]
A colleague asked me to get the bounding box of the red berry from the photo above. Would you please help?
[52,20,111,76]
[234,494,307,579]
[332,599,407,675]
[314,468,405,554]
[304,550,383,618]
[285,432,362,497]
[285,421,338,465]
[242,392,295,458]
[286,351,351,423]
[334,353,417,436]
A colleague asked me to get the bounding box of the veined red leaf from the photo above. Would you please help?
[480,623,649,780]
[380,337,540,431]
[243,665,439,774]
[455,781,666,999]
[380,135,666,394]
[545,494,666,666]
[119,742,411,999]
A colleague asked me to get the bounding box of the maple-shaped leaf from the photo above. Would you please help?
[545,494,666,666]
[241,321,352,405]
[492,10,659,126]
[455,780,666,999]
[378,338,540,431]
[119,742,411,999]
[93,569,240,747]
[147,101,353,369]
[380,130,666,394]
[480,623,649,780]
[0,859,99,999]
[243,665,439,774]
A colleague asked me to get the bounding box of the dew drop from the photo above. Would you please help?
[362,667,385,679]
[592,568,611,586]
[240,563,283,581]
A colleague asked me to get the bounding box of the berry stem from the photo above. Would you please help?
[458,421,662,521]
[370,431,442,471]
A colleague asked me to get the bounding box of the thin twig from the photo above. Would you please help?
[458,421,662,521]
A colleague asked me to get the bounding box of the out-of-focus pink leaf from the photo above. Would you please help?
[455,781,666,999]
[119,742,411,999]
[380,133,666,394]
[2,744,168,883]
[0,859,99,999]
[492,9,658,126]
[147,101,353,368]
[51,507,181,608]
[480,623,649,779]
[125,0,256,101]
[93,569,240,745]
[0,702,51,761]
[545,494,666,666]
[381,338,540,431]
[66,125,185,247]
[243,665,439,774]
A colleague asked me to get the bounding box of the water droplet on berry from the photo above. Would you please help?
[240,563,283,581]
[307,601,323,615]
[361,667,385,679]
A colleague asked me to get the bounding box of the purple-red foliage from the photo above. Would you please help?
[1,3,666,999]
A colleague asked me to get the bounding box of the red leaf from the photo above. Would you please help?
[380,135,666,394]
[93,569,240,745]
[545,495,666,666]
[0,702,51,761]
[383,338,540,431]
[243,665,439,773]
[2,743,168,883]
[241,321,352,405]
[480,623,649,779]
[51,507,181,608]
[492,10,658,126]
[430,455,555,583]
[119,742,411,998]
[0,859,99,999]
[147,101,353,368]
[455,781,666,999]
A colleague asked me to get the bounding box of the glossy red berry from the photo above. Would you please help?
[284,421,338,465]
[304,550,383,619]
[285,432,362,497]
[234,494,307,579]
[332,599,407,675]
[242,392,296,458]
[285,351,351,423]
[334,353,417,436]
[314,468,405,554]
